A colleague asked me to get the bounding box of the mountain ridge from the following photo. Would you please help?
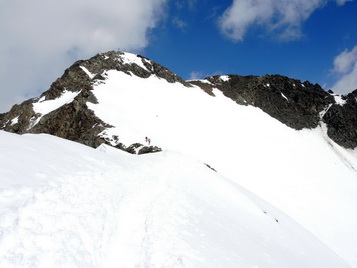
[0,50,356,149]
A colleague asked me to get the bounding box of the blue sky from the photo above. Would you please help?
[0,0,356,112]
[145,0,357,90]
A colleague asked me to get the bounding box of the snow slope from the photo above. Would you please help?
[0,131,350,267]
[82,54,357,267]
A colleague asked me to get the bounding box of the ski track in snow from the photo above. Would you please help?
[103,154,195,267]
[0,132,351,267]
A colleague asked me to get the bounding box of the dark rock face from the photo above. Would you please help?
[1,93,109,148]
[0,61,109,148]
[124,143,162,154]
[1,99,37,133]
[206,74,335,130]
[187,80,215,96]
[113,143,162,155]
[138,145,162,155]
[30,96,110,148]
[323,89,357,148]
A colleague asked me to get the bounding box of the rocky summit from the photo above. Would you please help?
[1,51,356,150]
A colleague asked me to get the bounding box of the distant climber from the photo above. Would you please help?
[145,136,148,143]
[148,138,151,145]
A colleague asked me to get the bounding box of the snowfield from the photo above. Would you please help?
[0,131,351,267]
[1,52,357,267]
[86,55,357,266]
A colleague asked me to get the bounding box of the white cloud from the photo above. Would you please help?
[173,17,188,31]
[219,0,275,41]
[188,70,224,81]
[332,64,357,94]
[336,0,353,5]
[331,46,357,94]
[218,0,349,41]
[0,0,167,112]
[187,0,198,10]
[332,46,357,73]
[188,71,204,80]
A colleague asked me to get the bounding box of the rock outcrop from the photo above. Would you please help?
[322,89,357,148]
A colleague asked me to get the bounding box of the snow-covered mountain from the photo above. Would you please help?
[1,51,357,267]
[1,51,357,149]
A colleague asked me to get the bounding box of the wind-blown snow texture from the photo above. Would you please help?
[1,52,357,267]
[0,131,350,267]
